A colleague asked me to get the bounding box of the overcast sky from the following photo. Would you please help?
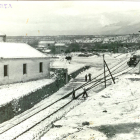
[1,1,140,36]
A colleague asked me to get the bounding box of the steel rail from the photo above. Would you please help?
[0,58,130,134]
[11,66,136,140]
[0,57,133,137]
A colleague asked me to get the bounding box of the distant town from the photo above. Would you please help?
[6,34,140,54]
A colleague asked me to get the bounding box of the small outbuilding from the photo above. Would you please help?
[38,41,55,48]
[0,42,50,85]
[55,43,68,54]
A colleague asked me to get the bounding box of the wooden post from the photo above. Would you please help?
[103,54,106,88]
[65,69,68,84]
[104,60,115,84]
[139,61,140,74]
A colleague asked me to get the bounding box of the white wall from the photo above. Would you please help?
[0,58,50,85]
[0,37,4,42]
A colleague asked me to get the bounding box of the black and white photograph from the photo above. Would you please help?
[0,1,140,139]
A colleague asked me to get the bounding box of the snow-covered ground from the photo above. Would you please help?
[42,72,140,140]
[50,56,85,74]
[41,53,140,140]
[0,79,54,107]
[50,53,130,74]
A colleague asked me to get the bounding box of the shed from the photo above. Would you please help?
[0,42,50,85]
[38,41,55,48]
[55,43,68,53]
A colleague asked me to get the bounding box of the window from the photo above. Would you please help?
[39,62,43,73]
[4,65,8,77]
[23,64,27,75]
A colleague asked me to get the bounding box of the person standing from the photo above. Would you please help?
[85,74,87,82]
[82,88,88,98]
[72,88,76,99]
[88,73,92,81]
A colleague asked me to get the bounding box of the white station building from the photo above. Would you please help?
[0,42,50,85]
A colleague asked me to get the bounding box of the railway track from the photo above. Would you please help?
[76,58,130,89]
[0,99,77,140]
[0,57,136,140]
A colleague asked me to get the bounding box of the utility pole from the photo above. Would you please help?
[103,54,106,88]
[104,60,115,84]
[139,61,140,74]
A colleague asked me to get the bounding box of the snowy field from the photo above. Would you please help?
[41,53,140,140]
[42,74,140,140]
[50,52,131,74]
[50,56,86,74]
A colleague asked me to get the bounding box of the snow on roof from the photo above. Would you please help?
[38,45,45,48]
[0,32,6,36]
[55,43,66,46]
[0,42,48,58]
[0,79,54,106]
[43,49,51,53]
[39,41,55,44]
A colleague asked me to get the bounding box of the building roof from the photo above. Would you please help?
[0,42,48,58]
[55,43,67,47]
[0,32,6,36]
[43,49,51,53]
[38,45,45,48]
[39,41,55,44]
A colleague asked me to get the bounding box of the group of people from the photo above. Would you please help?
[72,88,88,100]
[71,73,91,100]
[85,73,92,82]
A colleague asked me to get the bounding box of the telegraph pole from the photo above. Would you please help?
[104,60,115,84]
[103,54,106,88]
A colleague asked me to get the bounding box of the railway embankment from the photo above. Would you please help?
[0,64,101,140]
[0,65,90,124]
